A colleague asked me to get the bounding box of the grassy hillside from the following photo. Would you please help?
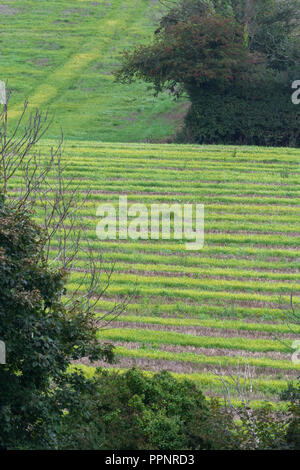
[10,140,300,406]
[1,0,187,142]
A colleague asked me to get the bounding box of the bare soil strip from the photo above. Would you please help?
[109,321,298,340]
[112,340,292,361]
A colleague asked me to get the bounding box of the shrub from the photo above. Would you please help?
[78,368,236,450]
[58,368,300,450]
[116,15,250,96]
[0,196,113,449]
[178,79,299,146]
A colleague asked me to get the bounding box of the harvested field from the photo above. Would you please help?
[13,139,299,407]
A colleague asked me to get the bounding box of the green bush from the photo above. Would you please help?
[178,80,300,147]
[58,368,300,450]
[72,368,236,450]
[0,196,113,449]
[280,380,300,449]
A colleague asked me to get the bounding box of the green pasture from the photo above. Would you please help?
[1,0,186,142]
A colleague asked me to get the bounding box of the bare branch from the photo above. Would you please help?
[0,90,132,330]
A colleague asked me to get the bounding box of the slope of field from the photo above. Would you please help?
[13,139,299,407]
[1,0,186,142]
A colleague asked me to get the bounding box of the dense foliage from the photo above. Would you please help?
[180,80,299,146]
[82,368,224,450]
[116,13,251,95]
[0,195,113,449]
[280,380,300,449]
[158,0,300,72]
[116,0,300,146]
[59,368,300,450]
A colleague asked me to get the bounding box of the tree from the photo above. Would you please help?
[73,368,238,450]
[0,197,113,449]
[231,0,300,71]
[115,0,299,146]
[157,0,234,27]
[117,0,299,97]
[60,366,299,450]
[115,14,251,96]
[215,363,300,450]
[158,0,300,72]
[0,94,128,449]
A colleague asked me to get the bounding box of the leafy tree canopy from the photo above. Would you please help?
[116,0,300,96]
[116,14,252,96]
